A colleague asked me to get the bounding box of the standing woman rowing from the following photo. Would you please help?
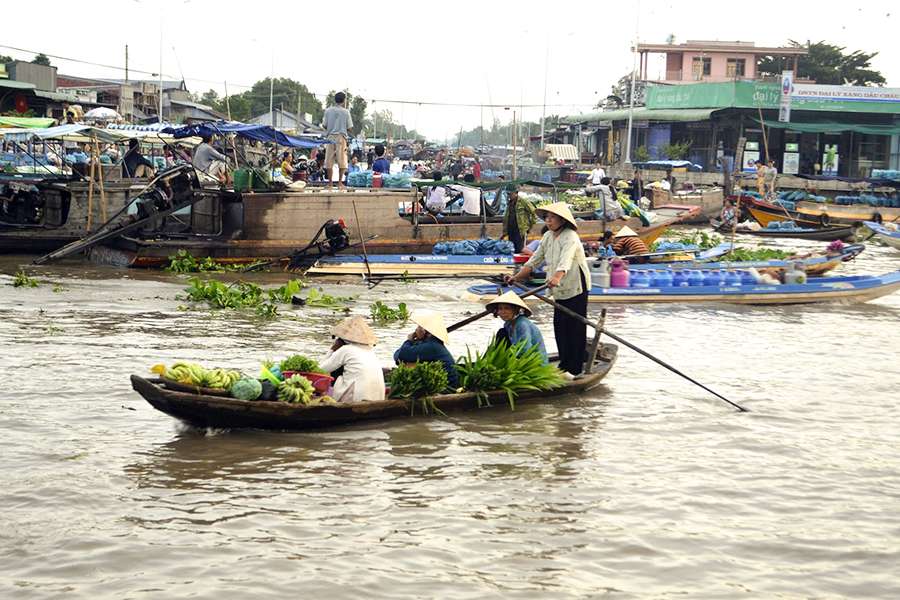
[504,202,590,377]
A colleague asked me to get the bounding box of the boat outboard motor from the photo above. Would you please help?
[324,218,350,253]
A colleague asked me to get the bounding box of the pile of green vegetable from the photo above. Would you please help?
[388,361,450,416]
[279,355,325,374]
[370,301,410,324]
[457,340,564,410]
[152,361,243,389]
[723,247,793,261]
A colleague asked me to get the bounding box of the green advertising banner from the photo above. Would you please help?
[648,81,900,114]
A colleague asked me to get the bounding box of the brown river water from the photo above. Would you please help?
[2,233,899,599]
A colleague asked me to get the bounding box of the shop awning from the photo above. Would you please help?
[545,144,579,160]
[563,107,720,124]
[0,116,56,129]
[761,119,900,135]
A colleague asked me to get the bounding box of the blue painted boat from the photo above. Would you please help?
[613,243,864,276]
[863,221,900,251]
[465,271,900,306]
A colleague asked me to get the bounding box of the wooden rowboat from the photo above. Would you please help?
[466,271,900,306]
[131,345,618,431]
[711,219,860,242]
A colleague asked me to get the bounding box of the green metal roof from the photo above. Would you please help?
[564,107,719,124]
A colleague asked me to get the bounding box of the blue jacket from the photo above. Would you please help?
[503,315,548,364]
[394,337,459,388]
[372,158,391,174]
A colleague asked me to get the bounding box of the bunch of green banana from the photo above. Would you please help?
[199,368,243,390]
[162,362,206,385]
[277,375,315,404]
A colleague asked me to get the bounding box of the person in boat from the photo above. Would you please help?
[280,151,294,179]
[755,160,766,196]
[630,170,644,204]
[424,171,449,214]
[765,159,779,197]
[318,315,386,403]
[598,230,618,258]
[321,91,353,190]
[501,184,537,253]
[122,139,155,178]
[719,199,737,229]
[610,226,649,256]
[487,291,548,364]
[372,144,391,174]
[522,225,549,256]
[505,202,590,377]
[393,310,459,388]
[193,134,230,185]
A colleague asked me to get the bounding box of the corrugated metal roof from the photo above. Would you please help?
[0,79,36,90]
[545,144,579,160]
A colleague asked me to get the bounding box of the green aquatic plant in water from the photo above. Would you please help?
[369,301,409,324]
[181,277,347,319]
[11,271,39,288]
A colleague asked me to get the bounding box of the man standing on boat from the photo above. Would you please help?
[321,92,353,190]
[501,184,537,253]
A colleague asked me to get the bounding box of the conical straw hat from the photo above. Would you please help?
[536,202,578,229]
[332,315,377,346]
[485,290,532,317]
[613,225,638,238]
[411,309,449,344]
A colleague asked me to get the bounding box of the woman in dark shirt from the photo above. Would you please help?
[393,309,458,388]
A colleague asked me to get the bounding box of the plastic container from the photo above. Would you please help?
[687,270,704,287]
[652,269,674,288]
[630,270,651,288]
[610,259,629,288]
[723,270,741,286]
[672,270,689,287]
[372,173,383,188]
[591,258,611,288]
[784,262,808,285]
[703,269,723,286]
[233,168,252,192]
[739,270,757,285]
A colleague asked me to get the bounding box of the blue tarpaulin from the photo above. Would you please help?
[162,121,330,149]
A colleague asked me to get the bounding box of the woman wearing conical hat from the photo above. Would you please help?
[318,315,385,402]
[393,310,459,388]
[486,291,548,364]
[610,225,649,256]
[505,202,590,377]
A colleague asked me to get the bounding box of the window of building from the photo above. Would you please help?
[691,57,712,79]
[726,58,746,78]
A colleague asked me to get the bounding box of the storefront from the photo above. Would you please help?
[563,81,900,176]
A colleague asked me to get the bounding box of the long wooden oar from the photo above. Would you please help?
[508,281,748,412]
[447,283,550,333]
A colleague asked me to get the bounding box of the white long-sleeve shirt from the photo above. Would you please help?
[318,343,386,403]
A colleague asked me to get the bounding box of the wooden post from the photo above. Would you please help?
[87,144,96,231]
[584,308,607,374]
[94,137,107,223]
[757,105,769,163]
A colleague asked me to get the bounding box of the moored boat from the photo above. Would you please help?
[466,271,900,306]
[863,221,900,250]
[711,218,860,242]
[130,344,618,431]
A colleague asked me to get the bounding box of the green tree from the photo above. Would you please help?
[364,108,420,141]
[597,72,646,109]
[31,53,51,66]
[199,89,220,106]
[757,40,886,86]
[0,55,13,64]
[223,78,323,123]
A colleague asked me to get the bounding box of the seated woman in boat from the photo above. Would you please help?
[318,315,385,403]
[719,199,737,229]
[487,291,548,364]
[122,139,155,178]
[609,226,649,257]
[393,310,459,388]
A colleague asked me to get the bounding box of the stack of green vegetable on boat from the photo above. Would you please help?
[151,353,336,406]
[457,340,564,409]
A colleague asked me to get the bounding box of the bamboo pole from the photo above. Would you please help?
[94,137,107,223]
[87,144,95,231]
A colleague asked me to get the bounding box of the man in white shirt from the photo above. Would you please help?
[588,162,606,185]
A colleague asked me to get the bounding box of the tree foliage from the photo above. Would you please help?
[0,55,13,64]
[597,72,646,109]
[31,53,51,66]
[757,40,885,86]
[452,115,560,148]
[203,78,324,123]
[364,108,421,141]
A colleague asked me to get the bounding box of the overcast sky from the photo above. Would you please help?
[3,0,897,140]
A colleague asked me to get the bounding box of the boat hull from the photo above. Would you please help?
[131,345,618,431]
[466,271,900,306]
[863,221,900,250]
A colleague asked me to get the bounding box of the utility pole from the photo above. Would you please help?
[296,89,302,132]
[540,43,548,150]
[624,1,641,165]
[512,110,518,180]
[125,45,129,82]
[224,80,232,120]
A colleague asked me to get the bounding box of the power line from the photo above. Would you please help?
[0,43,598,110]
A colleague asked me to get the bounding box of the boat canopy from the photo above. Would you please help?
[162,121,330,149]
[0,116,57,129]
[0,124,184,145]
